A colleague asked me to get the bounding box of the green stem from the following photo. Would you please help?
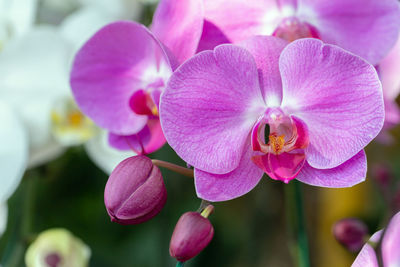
[1,172,37,266]
[176,261,185,267]
[285,181,310,267]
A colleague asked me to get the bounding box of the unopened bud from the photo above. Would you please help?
[104,155,167,225]
[333,218,368,252]
[170,206,214,262]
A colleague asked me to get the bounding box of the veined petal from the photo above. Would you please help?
[382,211,400,266]
[194,140,263,202]
[160,45,265,174]
[280,39,383,169]
[108,118,166,154]
[238,36,287,107]
[70,21,172,135]
[151,0,204,64]
[0,101,28,203]
[296,150,366,188]
[203,0,284,43]
[84,130,135,175]
[298,0,400,65]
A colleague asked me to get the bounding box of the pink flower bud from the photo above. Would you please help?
[104,155,167,225]
[333,218,368,252]
[169,208,214,262]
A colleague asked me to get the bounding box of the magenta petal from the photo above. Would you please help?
[252,152,305,183]
[280,39,384,169]
[239,36,288,106]
[194,143,264,202]
[197,20,230,52]
[71,21,172,135]
[160,45,265,174]
[109,119,166,154]
[299,0,400,65]
[382,211,400,266]
[151,0,204,64]
[296,150,366,188]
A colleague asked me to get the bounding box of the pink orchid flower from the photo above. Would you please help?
[200,0,400,65]
[70,0,203,154]
[352,211,400,267]
[160,36,384,202]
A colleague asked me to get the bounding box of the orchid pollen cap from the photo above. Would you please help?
[170,206,214,262]
[333,218,368,252]
[104,155,167,225]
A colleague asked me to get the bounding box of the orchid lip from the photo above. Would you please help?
[251,108,309,182]
[129,89,159,116]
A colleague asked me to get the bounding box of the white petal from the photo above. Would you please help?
[85,130,135,174]
[0,27,73,165]
[0,0,37,39]
[0,101,28,202]
[59,7,121,53]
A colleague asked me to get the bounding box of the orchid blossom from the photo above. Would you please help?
[70,0,203,155]
[160,36,384,201]
[200,0,400,65]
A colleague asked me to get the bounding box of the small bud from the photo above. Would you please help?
[25,228,90,267]
[170,206,214,262]
[104,155,167,225]
[333,218,368,252]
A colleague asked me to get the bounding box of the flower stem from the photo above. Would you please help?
[294,181,310,267]
[152,159,194,178]
[176,261,185,267]
[285,181,310,267]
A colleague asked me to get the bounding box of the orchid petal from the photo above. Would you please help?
[239,36,287,107]
[108,118,166,154]
[160,45,265,174]
[379,37,400,101]
[84,130,135,175]
[151,0,204,64]
[382,211,400,266]
[280,39,383,169]
[194,140,263,202]
[60,7,120,53]
[352,231,382,267]
[71,21,172,135]
[0,101,28,203]
[298,0,400,65]
[296,150,366,188]
[203,0,283,43]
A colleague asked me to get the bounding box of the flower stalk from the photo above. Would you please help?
[152,159,194,178]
